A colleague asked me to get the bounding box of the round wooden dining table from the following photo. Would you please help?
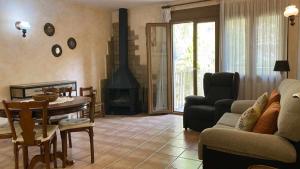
[0,96,91,117]
[0,96,91,167]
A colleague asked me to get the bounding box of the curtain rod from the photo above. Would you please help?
[161,0,212,9]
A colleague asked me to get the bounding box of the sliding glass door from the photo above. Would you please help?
[146,23,172,114]
[196,22,216,96]
[173,22,194,112]
[173,20,218,112]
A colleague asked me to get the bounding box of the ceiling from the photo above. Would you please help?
[73,0,175,9]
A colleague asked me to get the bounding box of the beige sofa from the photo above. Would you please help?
[198,79,300,169]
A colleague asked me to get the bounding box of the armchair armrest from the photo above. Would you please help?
[185,96,208,107]
[231,100,256,114]
[214,99,234,121]
[200,128,297,163]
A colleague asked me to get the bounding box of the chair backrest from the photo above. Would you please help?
[80,87,95,122]
[80,87,94,98]
[204,72,240,105]
[2,100,49,145]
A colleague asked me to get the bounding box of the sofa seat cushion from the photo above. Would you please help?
[199,128,297,163]
[217,113,241,127]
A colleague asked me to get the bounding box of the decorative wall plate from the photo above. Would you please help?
[67,37,77,49]
[52,44,62,57]
[44,23,55,36]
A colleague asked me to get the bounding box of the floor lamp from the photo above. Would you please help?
[274,5,298,79]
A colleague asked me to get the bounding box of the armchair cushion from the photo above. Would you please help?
[185,105,215,121]
[200,128,297,163]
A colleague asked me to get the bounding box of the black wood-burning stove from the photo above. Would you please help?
[106,8,139,115]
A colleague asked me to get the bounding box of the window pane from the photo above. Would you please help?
[173,22,194,112]
[197,22,216,96]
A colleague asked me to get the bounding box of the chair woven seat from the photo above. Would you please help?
[59,118,94,131]
[13,125,58,143]
[49,114,69,123]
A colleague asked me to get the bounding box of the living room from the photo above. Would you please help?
[0,0,299,169]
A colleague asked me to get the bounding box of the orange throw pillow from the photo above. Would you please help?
[253,102,280,134]
[265,90,280,109]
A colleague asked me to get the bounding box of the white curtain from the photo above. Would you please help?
[154,27,168,112]
[162,8,172,23]
[220,0,287,99]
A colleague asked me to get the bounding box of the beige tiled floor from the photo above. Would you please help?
[0,114,202,169]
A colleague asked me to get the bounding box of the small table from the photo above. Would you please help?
[0,96,91,167]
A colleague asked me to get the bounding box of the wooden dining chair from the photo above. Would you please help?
[58,87,95,167]
[79,87,96,117]
[43,87,74,148]
[2,100,58,169]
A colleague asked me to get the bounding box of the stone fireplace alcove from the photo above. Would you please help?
[101,10,148,114]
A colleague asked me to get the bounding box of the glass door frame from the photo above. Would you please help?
[171,17,219,112]
[146,23,173,114]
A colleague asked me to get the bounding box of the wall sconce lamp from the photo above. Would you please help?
[15,21,31,38]
[284,5,299,26]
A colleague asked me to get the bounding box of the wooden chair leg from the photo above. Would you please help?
[60,131,67,168]
[44,141,51,169]
[14,144,19,169]
[53,135,58,168]
[88,128,94,163]
[22,146,29,169]
[68,132,72,148]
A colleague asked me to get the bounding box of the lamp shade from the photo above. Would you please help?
[274,60,290,72]
[284,5,299,17]
[15,21,31,30]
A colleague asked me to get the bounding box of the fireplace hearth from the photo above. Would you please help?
[105,8,139,115]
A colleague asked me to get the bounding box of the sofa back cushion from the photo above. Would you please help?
[277,79,300,142]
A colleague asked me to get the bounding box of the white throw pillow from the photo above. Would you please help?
[235,93,268,131]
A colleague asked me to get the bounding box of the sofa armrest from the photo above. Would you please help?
[214,99,235,121]
[200,128,297,163]
[231,100,256,114]
[185,96,208,107]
